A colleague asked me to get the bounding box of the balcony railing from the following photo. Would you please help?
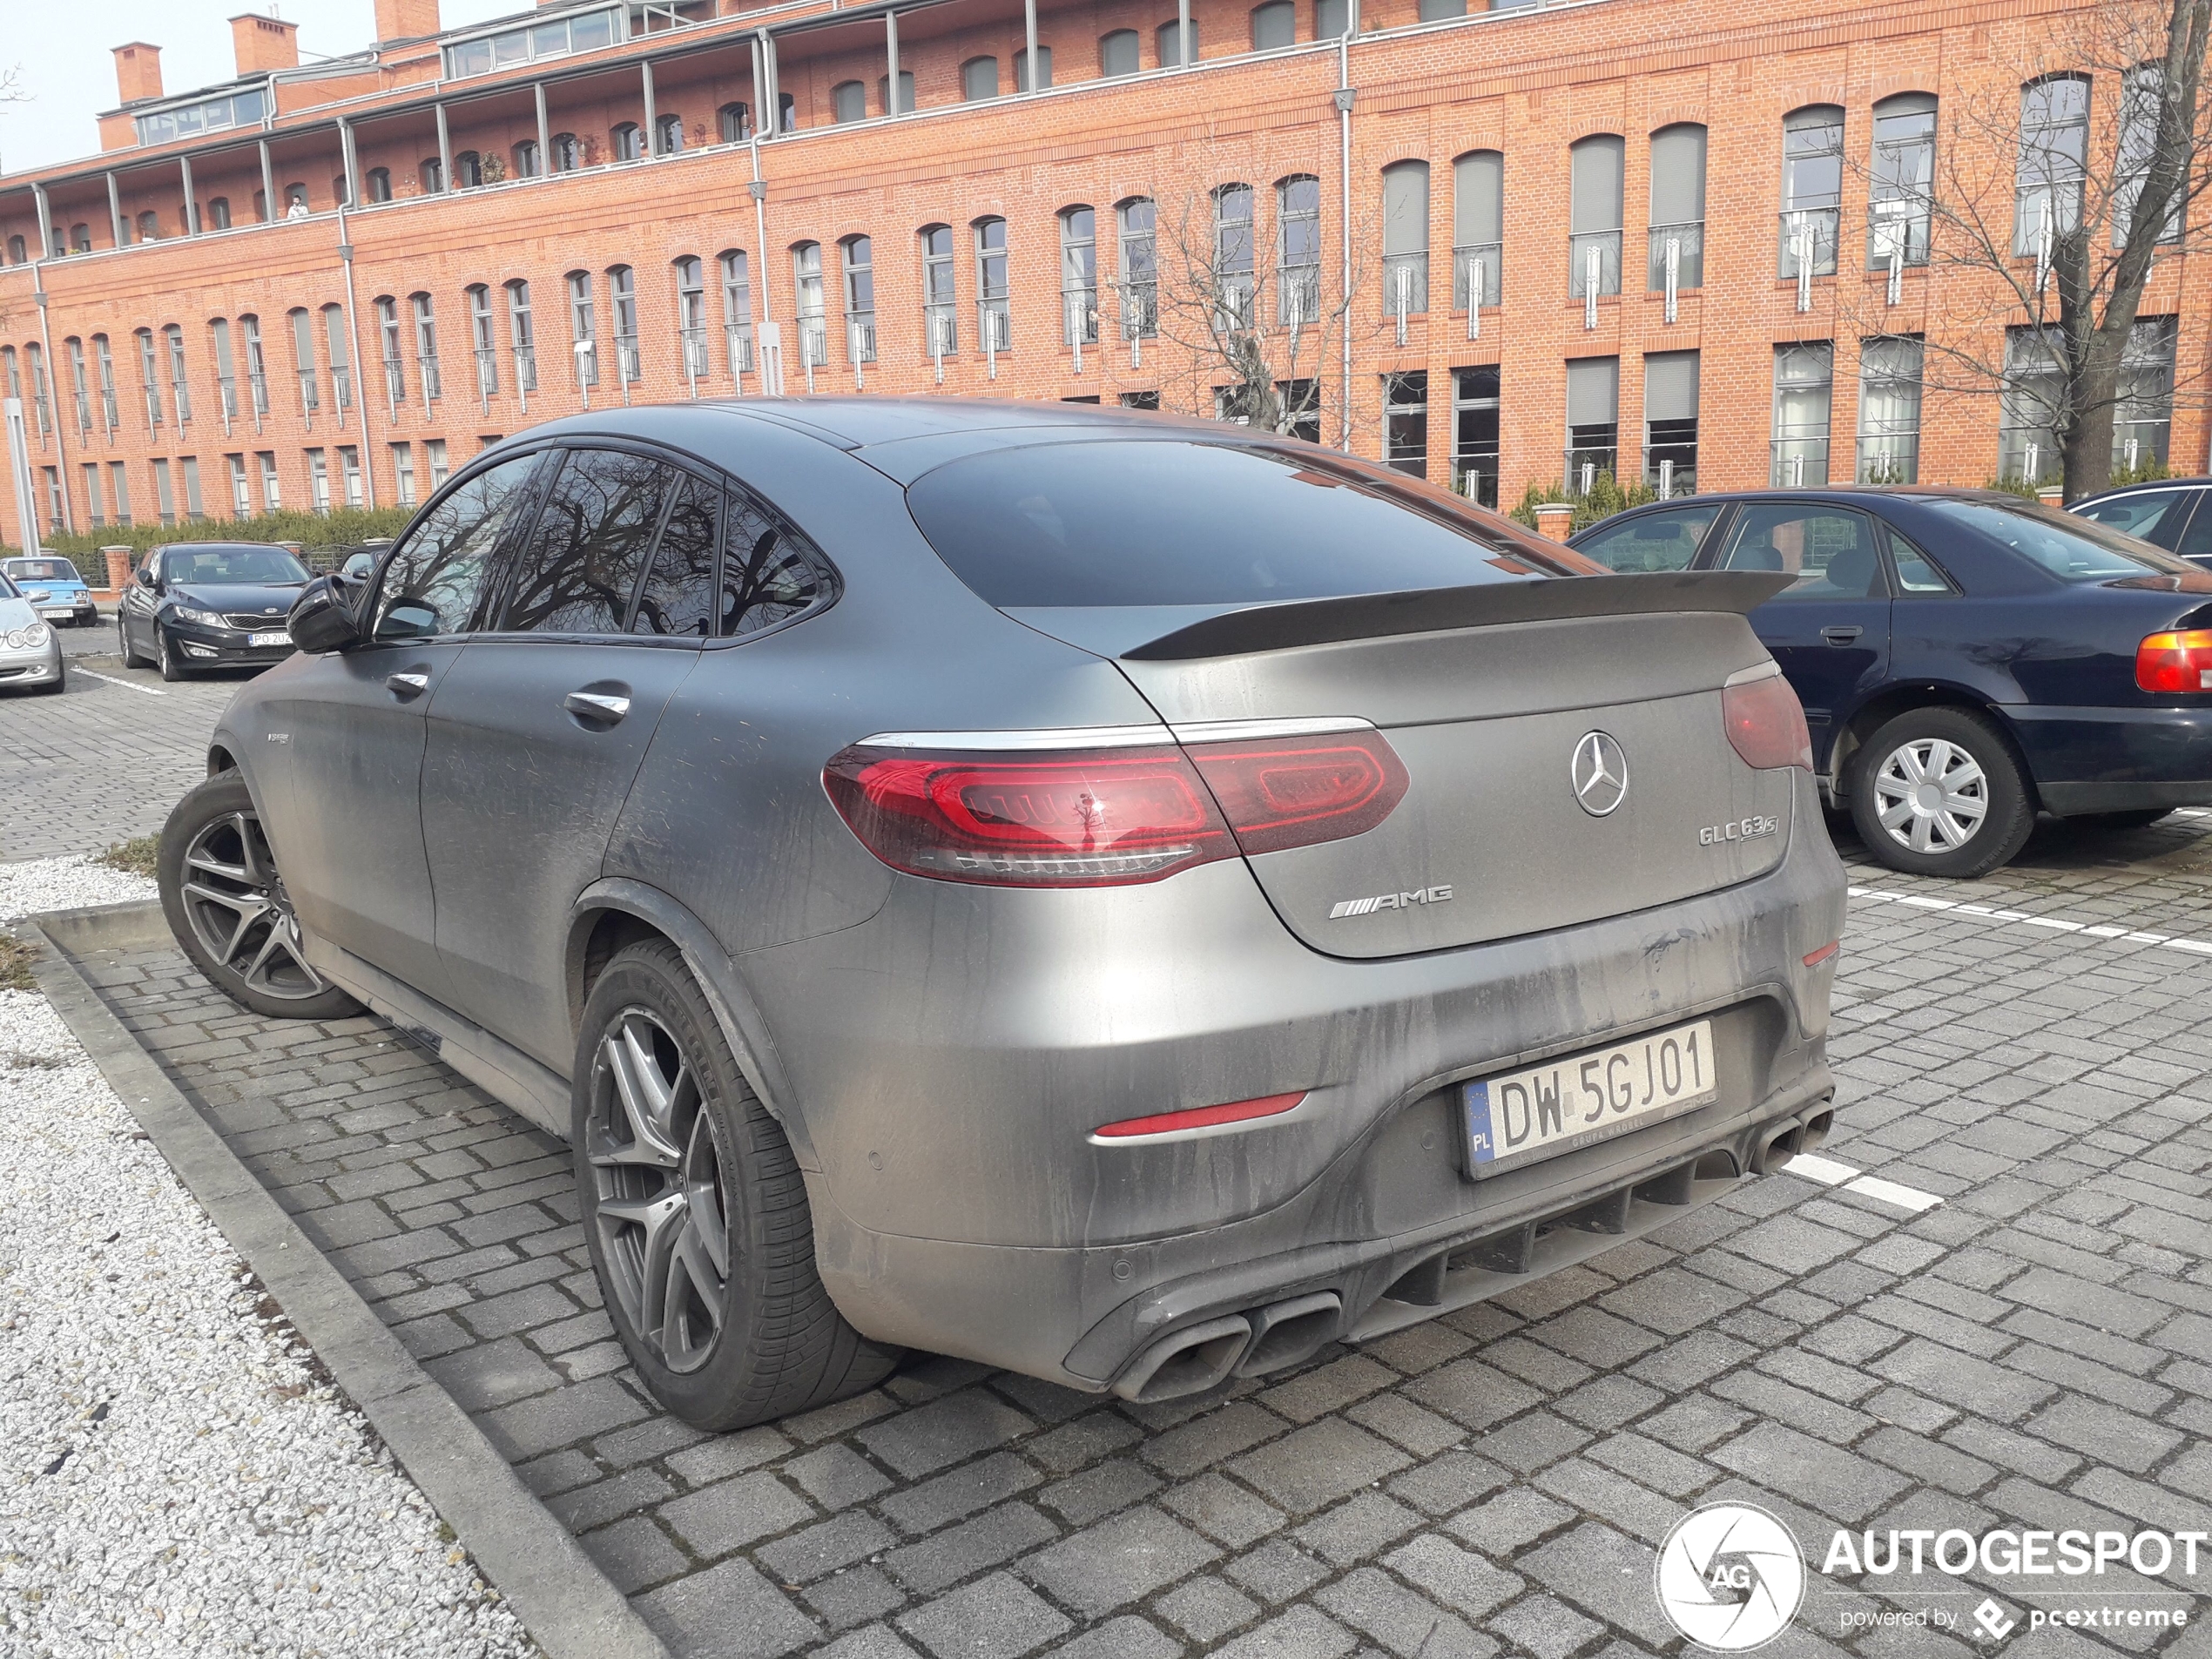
[1215,278,1254,334]
[1063,288,1100,345]
[382,356,406,409]
[1647,221,1703,292]
[615,334,642,383]
[144,388,164,430]
[846,315,877,363]
[726,324,756,375]
[1856,435,1919,484]
[798,320,828,368]
[979,303,1010,354]
[297,369,320,417]
[681,327,711,380]
[1121,283,1157,341]
[474,347,499,402]
[1278,265,1320,328]
[246,369,269,417]
[72,390,92,436]
[1383,253,1428,318]
[1867,201,1931,269]
[331,365,353,413]
[99,388,119,431]
[515,347,538,395]
[420,354,443,401]
[1568,232,1622,297]
[172,377,193,424]
[218,373,239,421]
[1777,208,1839,278]
[1453,243,1501,311]
[925,305,956,358]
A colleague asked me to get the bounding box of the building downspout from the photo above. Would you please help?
[32,265,76,534]
[336,206,378,510]
[1336,33,1354,453]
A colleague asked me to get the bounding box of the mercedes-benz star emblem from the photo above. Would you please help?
[1571,731,1629,818]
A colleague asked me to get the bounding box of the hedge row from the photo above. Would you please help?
[3,506,415,583]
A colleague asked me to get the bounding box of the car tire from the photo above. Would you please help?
[574,939,902,1430]
[1847,707,2036,879]
[118,615,148,668]
[2069,808,2173,832]
[157,627,191,682]
[158,771,362,1022]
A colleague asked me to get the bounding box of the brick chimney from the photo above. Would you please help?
[373,0,442,42]
[112,43,165,106]
[230,14,300,76]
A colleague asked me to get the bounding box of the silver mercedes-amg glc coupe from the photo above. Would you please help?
[158,399,1846,1430]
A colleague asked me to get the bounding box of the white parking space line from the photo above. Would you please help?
[71,668,166,697]
[1781,1149,1946,1212]
[1848,882,2212,958]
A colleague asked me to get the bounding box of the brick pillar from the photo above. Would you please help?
[2036,485,2064,508]
[1534,503,1576,543]
[103,546,134,591]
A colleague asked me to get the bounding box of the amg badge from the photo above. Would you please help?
[1329,885,1453,920]
[1698,814,1780,846]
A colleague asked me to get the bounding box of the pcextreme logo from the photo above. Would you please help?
[1655,1504,1806,1651]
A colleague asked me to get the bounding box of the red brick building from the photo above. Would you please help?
[0,0,2186,549]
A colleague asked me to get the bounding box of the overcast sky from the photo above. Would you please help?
[0,2,524,175]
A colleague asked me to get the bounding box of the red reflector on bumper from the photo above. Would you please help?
[1804,941,1839,967]
[1092,1091,1308,1140]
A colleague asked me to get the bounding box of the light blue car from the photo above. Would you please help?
[1,556,98,626]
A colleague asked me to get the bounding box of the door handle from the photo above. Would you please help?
[386,671,430,697]
[1820,625,1864,645]
[564,691,631,723]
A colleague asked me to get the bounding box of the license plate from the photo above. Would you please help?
[1462,1019,1718,1177]
[250,631,290,647]
[40,607,71,618]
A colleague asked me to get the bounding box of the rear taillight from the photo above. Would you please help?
[2136,629,2212,693]
[1185,731,1409,855]
[825,726,1411,887]
[1722,667,1813,772]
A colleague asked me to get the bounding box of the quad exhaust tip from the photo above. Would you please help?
[1112,1290,1346,1403]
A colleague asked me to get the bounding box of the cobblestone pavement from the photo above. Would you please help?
[13,679,2212,1657]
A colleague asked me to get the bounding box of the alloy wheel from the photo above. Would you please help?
[1871,737,1988,854]
[178,810,334,1001]
[584,1008,732,1375]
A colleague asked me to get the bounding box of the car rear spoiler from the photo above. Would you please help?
[1117,570,1795,661]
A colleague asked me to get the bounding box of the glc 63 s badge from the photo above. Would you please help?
[1329,885,1453,920]
[1700,815,1780,847]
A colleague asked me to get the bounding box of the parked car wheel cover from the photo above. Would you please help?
[178,811,334,1001]
[584,1008,732,1376]
[1870,737,1990,854]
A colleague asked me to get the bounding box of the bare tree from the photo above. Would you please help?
[1133,135,1388,449]
[1845,0,2212,498]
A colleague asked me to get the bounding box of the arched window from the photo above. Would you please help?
[1778,106,1844,277]
[506,280,537,394]
[2016,75,2088,253]
[410,293,442,401]
[655,111,685,153]
[1277,175,1319,325]
[974,218,1009,351]
[1568,135,1623,297]
[718,102,752,142]
[611,122,644,162]
[134,329,162,428]
[1648,125,1705,291]
[1118,198,1157,339]
[320,304,351,411]
[719,250,753,374]
[608,265,641,381]
[455,152,483,189]
[841,237,876,363]
[163,323,192,422]
[674,256,709,379]
[1210,184,1254,327]
[879,72,915,114]
[71,223,91,253]
[7,234,25,264]
[962,57,1000,100]
[287,307,320,414]
[791,242,826,368]
[467,284,496,398]
[372,298,402,405]
[513,140,541,179]
[239,315,270,415]
[365,167,392,203]
[1101,30,1140,76]
[207,197,233,230]
[551,132,581,172]
[1060,207,1097,345]
[1251,2,1296,48]
[1157,18,1198,64]
[833,80,867,123]
[1015,47,1051,91]
[1869,95,1934,268]
[1453,151,1502,310]
[420,156,445,193]
[567,271,598,388]
[921,226,956,354]
[1380,160,1429,314]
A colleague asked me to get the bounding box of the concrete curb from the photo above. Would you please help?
[23,900,674,1659]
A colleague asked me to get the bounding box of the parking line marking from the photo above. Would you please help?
[1844,883,2212,955]
[1841,1175,1946,1212]
[72,668,166,697]
[1784,1151,1858,1185]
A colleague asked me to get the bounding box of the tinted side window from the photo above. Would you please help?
[634,474,720,637]
[1718,505,1885,600]
[2173,494,2212,559]
[501,448,673,634]
[721,487,825,637]
[1575,506,1718,573]
[1885,529,1955,596]
[375,453,545,639]
[2075,488,2187,546]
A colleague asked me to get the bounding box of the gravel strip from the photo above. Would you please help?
[0,856,160,922]
[0,984,537,1658]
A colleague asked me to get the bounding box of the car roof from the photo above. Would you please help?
[2071,478,2212,504]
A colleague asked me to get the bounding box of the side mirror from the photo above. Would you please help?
[287,573,367,653]
[341,551,377,581]
[135,566,156,590]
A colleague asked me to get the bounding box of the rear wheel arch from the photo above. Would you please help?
[206,745,239,777]
[1830,685,2040,810]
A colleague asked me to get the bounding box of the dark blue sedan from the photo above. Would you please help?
[1569,488,2212,877]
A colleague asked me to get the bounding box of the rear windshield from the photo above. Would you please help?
[5,559,78,582]
[1925,499,2199,583]
[904,439,1585,608]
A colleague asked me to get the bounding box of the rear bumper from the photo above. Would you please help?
[2008,704,2212,813]
[739,769,1845,1391]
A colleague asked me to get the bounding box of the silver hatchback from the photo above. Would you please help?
[158,399,1845,1429]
